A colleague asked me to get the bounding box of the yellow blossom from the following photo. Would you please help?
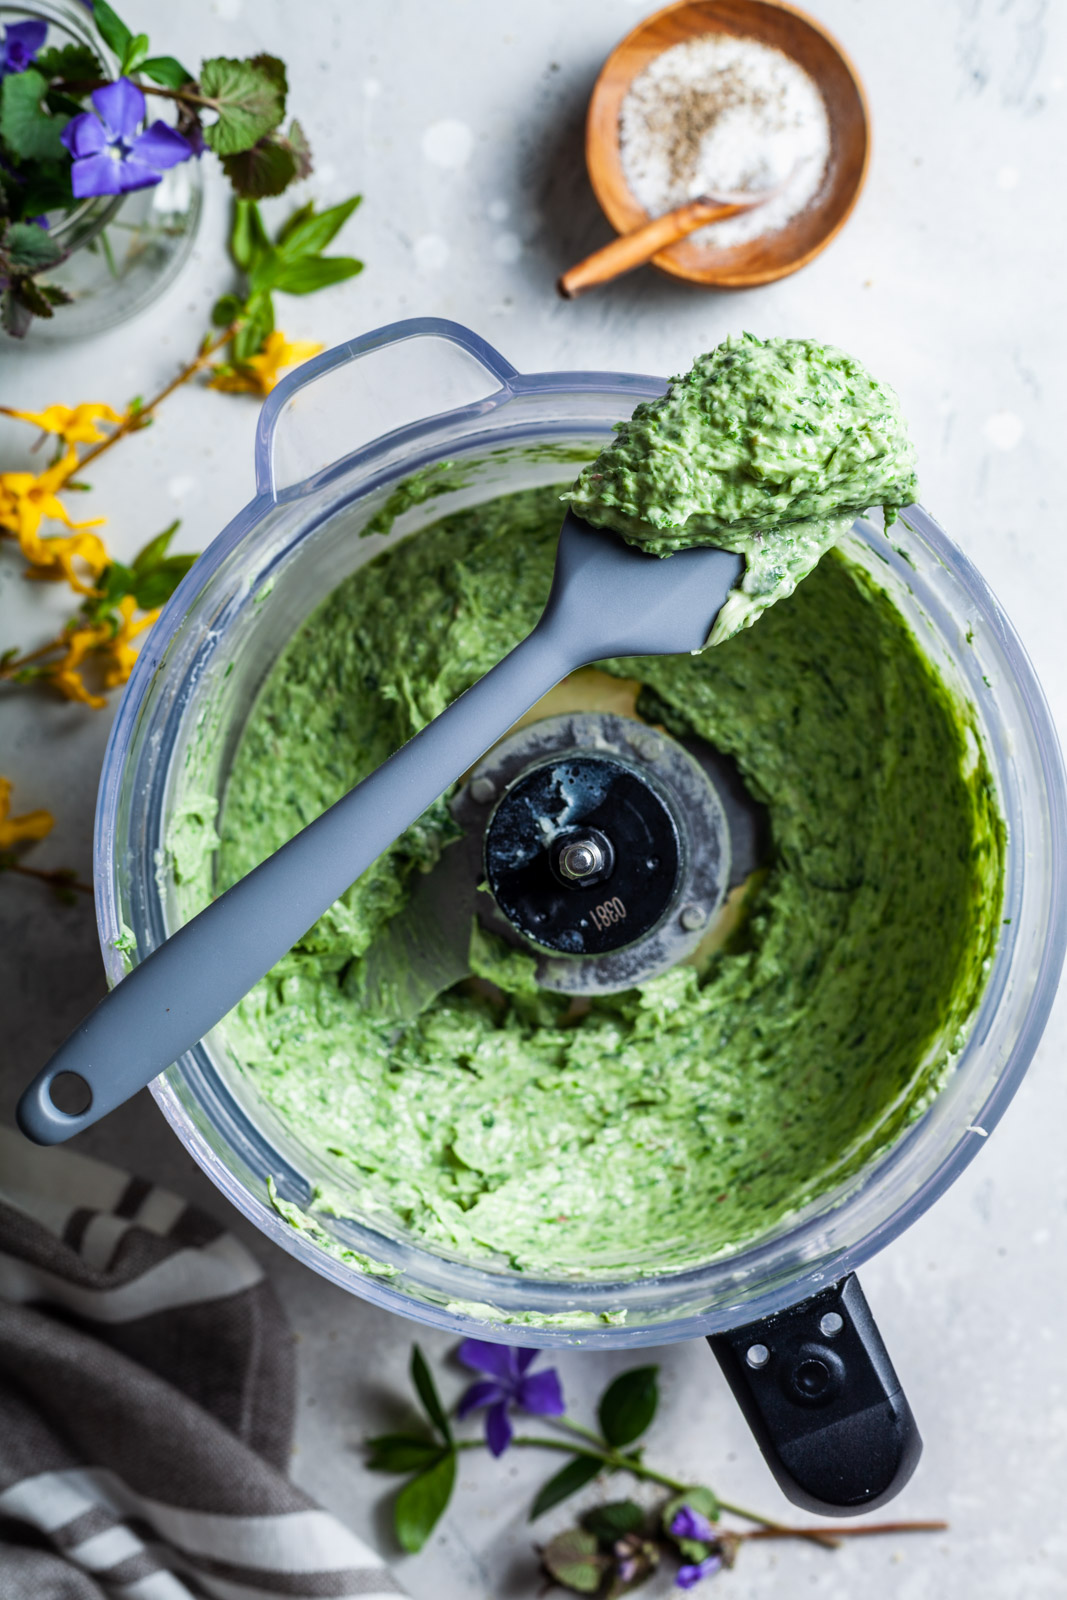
[44,622,112,709]
[98,595,159,689]
[207,331,323,397]
[0,446,108,594]
[0,776,54,849]
[0,402,124,445]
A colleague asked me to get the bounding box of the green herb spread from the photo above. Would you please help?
[566,335,918,643]
[205,481,1002,1278]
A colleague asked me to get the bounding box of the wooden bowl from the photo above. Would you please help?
[586,0,870,289]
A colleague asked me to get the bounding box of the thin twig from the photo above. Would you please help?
[75,320,241,474]
[546,1419,843,1545]
[714,1498,840,1549]
[483,1432,867,1552]
[2,860,93,895]
[53,77,217,109]
[739,1519,949,1544]
[0,634,69,676]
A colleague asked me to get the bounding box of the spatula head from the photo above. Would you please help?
[550,511,744,661]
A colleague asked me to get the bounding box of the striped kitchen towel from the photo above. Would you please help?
[0,1126,404,1599]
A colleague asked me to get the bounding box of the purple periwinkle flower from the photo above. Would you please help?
[60,78,192,199]
[670,1506,718,1543]
[1,20,47,77]
[456,1339,565,1457]
[676,1553,724,1589]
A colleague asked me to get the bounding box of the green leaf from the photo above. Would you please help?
[133,554,197,610]
[270,256,362,296]
[91,0,133,61]
[44,89,86,120]
[220,136,298,201]
[141,55,194,89]
[276,200,315,247]
[248,53,287,93]
[5,222,64,273]
[211,292,245,329]
[410,1345,451,1443]
[580,1500,646,1543]
[100,559,136,603]
[121,33,150,75]
[220,116,311,200]
[597,1367,659,1449]
[284,116,312,179]
[540,1527,605,1594]
[12,275,55,319]
[34,42,104,83]
[132,521,180,575]
[13,164,74,218]
[277,195,361,260]
[247,247,281,293]
[365,1433,446,1473]
[200,55,286,156]
[529,1453,602,1521]
[231,289,273,361]
[393,1451,456,1553]
[229,198,271,272]
[0,70,70,162]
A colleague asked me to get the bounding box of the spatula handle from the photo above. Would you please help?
[17,620,578,1145]
[557,199,744,298]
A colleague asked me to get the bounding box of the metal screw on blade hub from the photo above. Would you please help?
[558,837,606,881]
[469,775,497,803]
[680,903,707,932]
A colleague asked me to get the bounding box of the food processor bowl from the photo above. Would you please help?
[91,320,1067,1507]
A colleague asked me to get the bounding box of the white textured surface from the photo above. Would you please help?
[1,2,1066,1596]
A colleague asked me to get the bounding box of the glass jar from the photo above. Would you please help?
[1,0,202,342]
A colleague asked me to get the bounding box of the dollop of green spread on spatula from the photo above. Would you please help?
[565,334,919,644]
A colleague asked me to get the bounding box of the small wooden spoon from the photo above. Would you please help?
[558,187,781,298]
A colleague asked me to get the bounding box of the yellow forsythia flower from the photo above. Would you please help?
[0,776,54,849]
[207,331,323,397]
[44,623,112,709]
[38,600,158,708]
[0,446,108,594]
[98,595,160,689]
[0,402,124,445]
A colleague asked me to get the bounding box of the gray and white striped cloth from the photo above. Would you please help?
[0,1127,404,1600]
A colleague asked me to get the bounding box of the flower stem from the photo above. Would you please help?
[739,1519,948,1544]
[553,1415,613,1450]
[1,859,92,895]
[717,1500,840,1549]
[53,78,218,110]
[454,1428,943,1555]
[508,1432,840,1548]
[75,321,241,475]
[510,1435,604,1458]
[0,635,68,677]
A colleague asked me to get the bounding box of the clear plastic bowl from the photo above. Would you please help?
[95,319,1067,1347]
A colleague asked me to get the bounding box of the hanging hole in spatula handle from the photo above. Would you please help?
[254,317,520,501]
[18,1064,96,1143]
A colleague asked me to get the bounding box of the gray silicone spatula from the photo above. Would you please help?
[17,512,743,1145]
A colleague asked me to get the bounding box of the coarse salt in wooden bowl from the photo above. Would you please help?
[585,0,870,289]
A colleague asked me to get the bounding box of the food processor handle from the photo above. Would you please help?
[16,617,584,1145]
[708,1273,922,1515]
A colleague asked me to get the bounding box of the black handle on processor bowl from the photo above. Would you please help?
[708,1273,921,1516]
